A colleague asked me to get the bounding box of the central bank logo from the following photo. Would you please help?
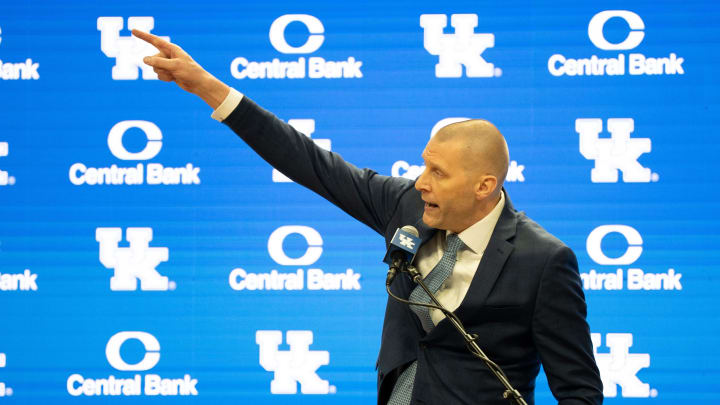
[267,226,323,266]
[67,331,198,396]
[69,120,201,186]
[0,352,13,397]
[548,10,684,77]
[96,227,175,291]
[0,268,38,291]
[229,225,361,291]
[420,14,500,78]
[231,14,362,80]
[392,118,524,182]
[107,120,162,160]
[256,330,332,394]
[273,119,331,182]
[577,118,657,183]
[106,331,160,371]
[97,17,169,80]
[581,225,682,291]
[0,25,40,80]
[587,225,642,265]
[587,11,644,51]
[592,333,654,398]
[269,15,324,54]
[0,141,15,186]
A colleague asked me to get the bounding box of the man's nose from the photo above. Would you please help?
[415,169,429,192]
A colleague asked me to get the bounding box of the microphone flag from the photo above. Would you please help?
[383,226,421,266]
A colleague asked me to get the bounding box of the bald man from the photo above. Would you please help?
[134,30,603,404]
[417,120,509,233]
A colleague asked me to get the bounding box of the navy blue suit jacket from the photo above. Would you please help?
[223,97,603,404]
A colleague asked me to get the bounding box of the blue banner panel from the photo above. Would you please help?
[1,0,718,403]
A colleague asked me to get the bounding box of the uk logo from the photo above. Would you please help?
[398,234,416,249]
[273,119,331,183]
[577,118,657,183]
[592,333,654,398]
[97,17,169,80]
[420,14,500,78]
[95,227,173,291]
[256,330,332,394]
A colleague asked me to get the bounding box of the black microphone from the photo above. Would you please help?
[384,225,421,286]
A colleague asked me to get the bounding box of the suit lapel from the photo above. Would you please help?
[454,196,518,321]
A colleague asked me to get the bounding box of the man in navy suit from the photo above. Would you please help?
[134,30,603,404]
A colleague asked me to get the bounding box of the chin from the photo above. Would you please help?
[422,214,441,229]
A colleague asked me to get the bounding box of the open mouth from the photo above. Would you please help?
[425,202,439,209]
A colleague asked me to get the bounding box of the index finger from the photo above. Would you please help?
[132,29,174,53]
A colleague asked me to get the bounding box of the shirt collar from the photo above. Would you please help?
[448,190,506,255]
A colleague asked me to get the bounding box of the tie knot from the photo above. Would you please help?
[445,234,463,254]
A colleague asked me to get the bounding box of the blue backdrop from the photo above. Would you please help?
[1,0,718,403]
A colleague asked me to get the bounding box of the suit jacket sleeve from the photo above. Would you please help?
[221,96,414,235]
[532,244,604,404]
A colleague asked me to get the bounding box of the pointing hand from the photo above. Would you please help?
[133,29,229,109]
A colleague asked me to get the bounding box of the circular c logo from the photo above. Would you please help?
[588,10,645,50]
[267,225,323,266]
[105,331,161,371]
[269,14,325,54]
[586,225,643,265]
[107,120,163,160]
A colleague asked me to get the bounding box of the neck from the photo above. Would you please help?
[452,193,502,233]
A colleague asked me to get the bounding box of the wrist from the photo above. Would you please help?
[196,74,230,110]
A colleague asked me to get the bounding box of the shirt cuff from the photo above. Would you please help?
[210,88,244,122]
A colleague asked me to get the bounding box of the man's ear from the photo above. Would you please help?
[475,175,498,200]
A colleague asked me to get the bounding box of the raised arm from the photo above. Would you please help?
[132,29,414,235]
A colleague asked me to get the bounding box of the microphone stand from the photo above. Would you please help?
[387,264,528,405]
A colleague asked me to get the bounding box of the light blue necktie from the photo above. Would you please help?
[387,234,464,405]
